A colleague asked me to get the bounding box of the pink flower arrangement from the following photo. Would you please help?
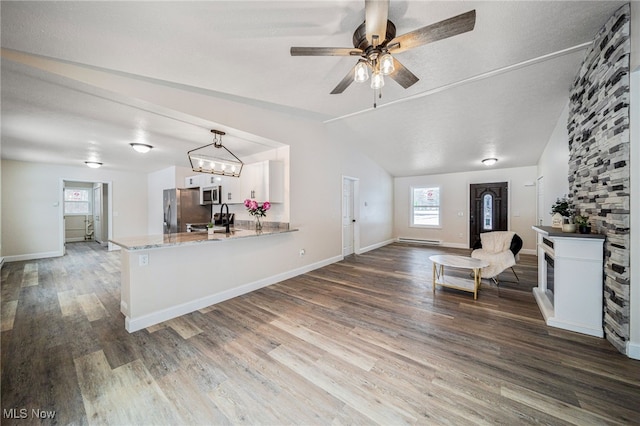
[244,199,271,217]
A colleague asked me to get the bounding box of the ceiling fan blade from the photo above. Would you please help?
[290,47,362,56]
[365,0,389,46]
[330,63,358,94]
[388,58,419,89]
[388,9,476,54]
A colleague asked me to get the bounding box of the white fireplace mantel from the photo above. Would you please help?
[532,226,606,337]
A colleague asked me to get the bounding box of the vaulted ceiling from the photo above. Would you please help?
[0,1,626,177]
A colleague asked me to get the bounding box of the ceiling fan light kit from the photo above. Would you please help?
[187,130,243,178]
[290,0,476,108]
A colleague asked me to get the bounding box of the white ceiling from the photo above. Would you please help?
[0,1,627,176]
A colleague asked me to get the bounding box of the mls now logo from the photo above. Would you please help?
[3,408,56,419]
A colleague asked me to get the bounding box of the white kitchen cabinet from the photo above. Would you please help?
[184,175,201,188]
[242,160,284,203]
[221,176,243,204]
[201,174,222,188]
[185,174,223,189]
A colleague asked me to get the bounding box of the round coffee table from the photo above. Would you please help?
[429,255,489,300]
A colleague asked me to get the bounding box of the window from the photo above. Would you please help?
[64,188,91,215]
[483,193,493,230]
[411,186,440,227]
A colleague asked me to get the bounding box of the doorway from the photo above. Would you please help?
[469,182,508,247]
[93,183,108,245]
[61,179,113,254]
[342,176,359,256]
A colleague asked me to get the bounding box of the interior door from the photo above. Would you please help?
[469,182,508,247]
[342,178,355,256]
[93,185,103,244]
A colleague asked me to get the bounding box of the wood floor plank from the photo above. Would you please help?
[165,316,203,339]
[157,370,230,425]
[74,350,181,425]
[1,300,18,331]
[20,263,39,287]
[270,317,378,371]
[268,344,414,425]
[76,293,109,322]
[1,241,638,425]
[500,383,622,425]
[57,289,83,317]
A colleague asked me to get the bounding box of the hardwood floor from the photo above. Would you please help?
[2,242,639,425]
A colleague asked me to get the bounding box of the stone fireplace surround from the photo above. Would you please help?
[567,4,630,354]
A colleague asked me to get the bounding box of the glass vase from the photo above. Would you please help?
[255,216,262,231]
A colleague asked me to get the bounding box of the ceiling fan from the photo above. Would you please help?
[290,0,476,107]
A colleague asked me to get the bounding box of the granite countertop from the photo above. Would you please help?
[532,225,606,239]
[110,225,298,250]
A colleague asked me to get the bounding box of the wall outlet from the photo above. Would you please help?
[139,254,149,266]
[299,249,306,257]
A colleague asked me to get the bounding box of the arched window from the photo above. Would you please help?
[483,193,493,231]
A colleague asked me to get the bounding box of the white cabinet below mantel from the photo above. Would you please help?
[532,226,606,337]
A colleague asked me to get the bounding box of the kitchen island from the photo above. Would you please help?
[111,225,298,332]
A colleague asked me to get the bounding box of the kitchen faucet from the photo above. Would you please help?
[219,203,230,233]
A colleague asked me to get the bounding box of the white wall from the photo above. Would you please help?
[394,166,538,253]
[1,160,147,260]
[537,102,570,225]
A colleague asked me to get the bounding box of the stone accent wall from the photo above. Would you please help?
[567,4,630,353]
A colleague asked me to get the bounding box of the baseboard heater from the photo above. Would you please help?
[397,238,442,246]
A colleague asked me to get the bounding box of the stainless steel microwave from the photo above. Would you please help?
[200,185,221,205]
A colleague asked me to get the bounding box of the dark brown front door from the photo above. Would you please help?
[469,182,508,248]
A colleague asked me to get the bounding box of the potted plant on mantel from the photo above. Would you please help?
[574,214,592,234]
[550,197,576,232]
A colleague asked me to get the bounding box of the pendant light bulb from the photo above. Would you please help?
[379,53,394,75]
[371,71,384,90]
[354,61,369,83]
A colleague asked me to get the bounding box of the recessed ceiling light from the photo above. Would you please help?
[482,158,498,166]
[84,161,103,168]
[130,143,153,153]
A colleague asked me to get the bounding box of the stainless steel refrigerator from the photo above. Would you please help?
[163,188,211,234]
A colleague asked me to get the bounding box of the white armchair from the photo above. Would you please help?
[471,231,523,285]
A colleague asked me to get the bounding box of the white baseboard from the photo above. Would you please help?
[3,250,63,263]
[627,341,640,360]
[125,254,343,333]
[357,238,395,254]
[441,242,469,249]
